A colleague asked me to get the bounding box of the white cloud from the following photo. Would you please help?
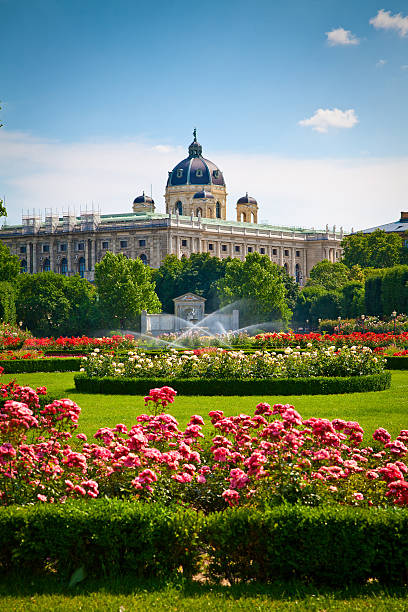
[326,27,360,46]
[298,108,358,133]
[376,59,387,68]
[370,9,408,37]
[1,130,407,233]
[401,64,408,70]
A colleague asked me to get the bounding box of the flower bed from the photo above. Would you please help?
[1,384,405,510]
[253,331,408,350]
[79,346,386,380]
[23,334,136,352]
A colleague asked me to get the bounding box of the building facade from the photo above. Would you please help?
[0,132,343,284]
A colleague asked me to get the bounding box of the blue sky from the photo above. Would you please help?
[1,0,408,230]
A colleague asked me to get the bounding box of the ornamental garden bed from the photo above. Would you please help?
[74,372,391,395]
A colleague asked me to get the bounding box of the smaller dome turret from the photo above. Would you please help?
[236,192,258,224]
[132,191,155,213]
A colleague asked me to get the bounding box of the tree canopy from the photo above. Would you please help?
[153,253,229,313]
[0,243,21,282]
[341,230,407,269]
[94,253,161,327]
[306,260,350,292]
[217,252,292,326]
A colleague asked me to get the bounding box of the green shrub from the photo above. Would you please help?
[74,372,391,396]
[0,357,81,373]
[0,502,407,585]
[204,505,408,586]
[385,356,408,370]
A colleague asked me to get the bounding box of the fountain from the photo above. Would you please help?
[141,292,239,336]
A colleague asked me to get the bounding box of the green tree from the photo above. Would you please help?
[342,230,402,269]
[217,252,291,326]
[95,253,161,327]
[0,242,20,281]
[153,253,230,313]
[307,260,350,292]
[340,281,365,318]
[310,291,341,321]
[293,285,327,325]
[277,265,300,311]
[16,273,72,336]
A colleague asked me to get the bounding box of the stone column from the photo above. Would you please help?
[279,246,284,267]
[84,239,89,271]
[32,242,37,274]
[50,239,55,272]
[67,240,72,275]
[91,238,96,270]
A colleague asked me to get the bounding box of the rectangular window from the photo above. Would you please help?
[284,249,289,257]
[296,250,300,257]
[222,244,227,252]
[260,247,265,254]
[139,239,146,247]
[60,243,67,252]
[272,248,277,255]
[42,244,49,253]
[102,241,109,249]
[20,246,27,254]
[181,239,187,247]
[208,243,214,251]
[235,245,240,253]
[248,247,253,253]
[77,242,84,251]
[120,240,128,248]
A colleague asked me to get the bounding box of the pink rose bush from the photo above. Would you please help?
[0,383,407,510]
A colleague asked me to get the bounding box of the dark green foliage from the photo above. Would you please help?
[0,501,201,579]
[94,253,161,327]
[342,230,403,269]
[203,505,408,586]
[340,281,365,318]
[74,372,391,396]
[385,357,408,370]
[310,291,341,321]
[0,242,20,282]
[0,502,407,586]
[0,357,81,373]
[0,281,16,323]
[293,285,327,324]
[381,266,408,316]
[365,270,386,316]
[15,272,98,337]
[153,253,230,313]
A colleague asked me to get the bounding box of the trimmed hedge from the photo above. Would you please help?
[0,502,407,585]
[386,356,408,370]
[0,357,81,374]
[74,371,391,396]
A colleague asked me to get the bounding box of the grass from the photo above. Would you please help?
[0,575,408,611]
[2,369,408,610]
[3,370,408,441]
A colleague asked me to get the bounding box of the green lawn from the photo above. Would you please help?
[0,576,408,611]
[3,370,408,440]
[2,370,408,610]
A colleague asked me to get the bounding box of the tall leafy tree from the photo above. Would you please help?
[0,242,20,281]
[95,253,161,327]
[342,230,403,269]
[217,252,291,326]
[306,260,350,292]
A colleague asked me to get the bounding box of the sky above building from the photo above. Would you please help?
[1,0,408,231]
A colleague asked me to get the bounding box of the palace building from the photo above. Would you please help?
[0,131,343,284]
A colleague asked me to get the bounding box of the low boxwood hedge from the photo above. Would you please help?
[0,502,407,585]
[0,357,81,374]
[74,371,391,396]
[385,356,408,370]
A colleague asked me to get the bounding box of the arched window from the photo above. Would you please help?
[43,258,50,272]
[216,201,221,218]
[295,263,301,283]
[175,201,183,215]
[60,258,68,275]
[196,207,202,217]
[78,257,85,278]
[20,259,27,273]
[140,253,148,265]
[241,212,247,222]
